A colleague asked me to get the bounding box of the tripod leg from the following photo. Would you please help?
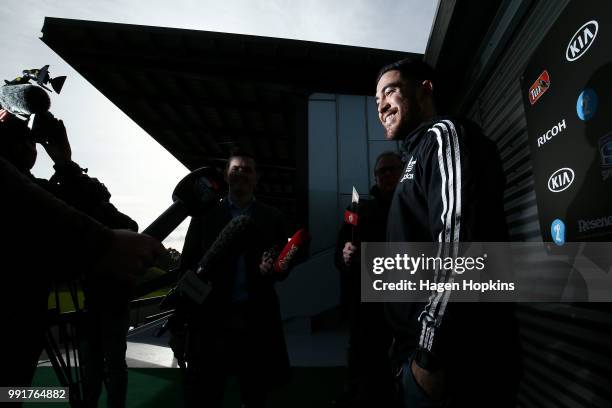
[44,328,69,387]
[68,282,85,404]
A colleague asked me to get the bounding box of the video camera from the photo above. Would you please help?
[0,65,66,144]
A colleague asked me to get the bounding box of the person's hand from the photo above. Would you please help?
[91,230,166,291]
[38,116,72,166]
[259,249,276,275]
[342,242,359,267]
[410,359,447,401]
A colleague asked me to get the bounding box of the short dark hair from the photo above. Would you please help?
[376,57,436,87]
[226,147,257,172]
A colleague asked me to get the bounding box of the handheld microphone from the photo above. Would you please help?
[345,186,360,244]
[0,84,50,117]
[273,229,311,274]
[197,214,256,272]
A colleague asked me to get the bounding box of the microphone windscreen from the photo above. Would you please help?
[198,215,255,270]
[0,85,50,116]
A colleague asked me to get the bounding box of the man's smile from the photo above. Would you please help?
[383,108,399,127]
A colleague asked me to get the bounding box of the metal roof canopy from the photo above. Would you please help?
[40,17,413,225]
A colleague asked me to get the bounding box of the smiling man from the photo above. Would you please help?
[375,58,520,407]
[179,148,291,408]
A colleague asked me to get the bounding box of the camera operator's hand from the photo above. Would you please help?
[342,242,359,267]
[37,116,72,166]
[91,230,166,292]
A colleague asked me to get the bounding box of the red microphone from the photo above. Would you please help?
[273,229,311,274]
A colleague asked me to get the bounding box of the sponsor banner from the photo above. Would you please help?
[551,218,566,246]
[566,20,598,62]
[578,215,612,234]
[537,119,566,148]
[528,70,551,105]
[576,88,598,120]
[547,167,575,192]
[521,0,612,242]
[361,242,612,302]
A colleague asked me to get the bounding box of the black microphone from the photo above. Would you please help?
[196,214,256,272]
[142,167,226,242]
[0,84,50,116]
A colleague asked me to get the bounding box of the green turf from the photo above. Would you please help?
[27,366,345,407]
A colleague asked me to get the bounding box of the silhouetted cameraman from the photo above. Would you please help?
[0,109,158,407]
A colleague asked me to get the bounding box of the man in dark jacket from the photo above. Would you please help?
[180,149,290,408]
[0,112,163,391]
[375,58,520,407]
[332,151,402,407]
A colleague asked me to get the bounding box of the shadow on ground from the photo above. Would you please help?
[28,366,345,408]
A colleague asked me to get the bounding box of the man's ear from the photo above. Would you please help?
[421,80,434,95]
[415,80,434,109]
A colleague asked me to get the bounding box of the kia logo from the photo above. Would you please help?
[566,20,598,62]
[548,168,575,192]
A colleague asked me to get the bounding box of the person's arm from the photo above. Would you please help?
[1,156,163,286]
[412,120,471,398]
[1,156,113,280]
[50,160,110,203]
[36,115,100,200]
[37,116,138,230]
[50,162,139,230]
[335,220,356,272]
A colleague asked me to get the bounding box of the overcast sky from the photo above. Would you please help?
[0,0,437,250]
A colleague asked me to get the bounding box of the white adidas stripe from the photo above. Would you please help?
[418,120,463,352]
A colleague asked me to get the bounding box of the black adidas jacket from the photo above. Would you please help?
[385,117,519,383]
